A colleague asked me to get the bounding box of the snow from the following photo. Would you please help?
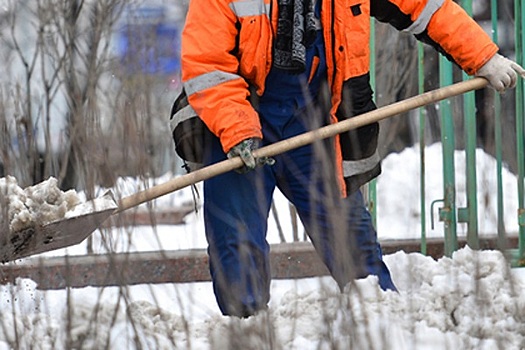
[1,144,524,349]
[64,194,118,218]
[0,176,81,232]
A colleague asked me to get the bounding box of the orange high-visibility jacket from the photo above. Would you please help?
[181,0,498,193]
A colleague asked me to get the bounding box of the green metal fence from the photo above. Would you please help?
[370,1,525,263]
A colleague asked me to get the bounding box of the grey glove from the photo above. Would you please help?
[227,138,275,173]
[476,54,525,93]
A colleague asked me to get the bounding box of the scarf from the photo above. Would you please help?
[273,0,317,73]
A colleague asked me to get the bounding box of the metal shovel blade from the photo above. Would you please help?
[0,192,118,262]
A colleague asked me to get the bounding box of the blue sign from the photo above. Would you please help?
[116,6,181,75]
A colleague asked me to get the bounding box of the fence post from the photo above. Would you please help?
[418,43,427,255]
[459,0,479,249]
[515,0,525,262]
[490,0,507,248]
[367,16,378,228]
[439,57,458,257]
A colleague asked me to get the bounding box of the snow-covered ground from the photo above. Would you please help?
[1,143,524,349]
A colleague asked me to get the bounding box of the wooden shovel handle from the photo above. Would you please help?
[118,77,489,212]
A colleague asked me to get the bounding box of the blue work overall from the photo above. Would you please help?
[202,19,396,317]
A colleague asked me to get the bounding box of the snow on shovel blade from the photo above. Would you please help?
[0,192,118,262]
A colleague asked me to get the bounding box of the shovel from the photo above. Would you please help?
[0,77,489,262]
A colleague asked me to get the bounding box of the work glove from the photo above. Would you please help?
[475,54,525,93]
[227,138,275,173]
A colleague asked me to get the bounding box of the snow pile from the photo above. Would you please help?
[126,247,524,349]
[0,176,81,232]
[1,248,524,349]
[383,247,525,349]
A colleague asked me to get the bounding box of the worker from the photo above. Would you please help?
[178,0,525,317]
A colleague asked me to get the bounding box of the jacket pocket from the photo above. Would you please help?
[342,0,371,77]
[235,13,272,91]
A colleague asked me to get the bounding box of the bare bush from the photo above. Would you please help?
[0,0,182,192]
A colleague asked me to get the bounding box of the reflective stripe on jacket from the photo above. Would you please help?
[181,0,498,194]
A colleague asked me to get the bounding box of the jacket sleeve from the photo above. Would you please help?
[371,0,499,75]
[181,0,262,153]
